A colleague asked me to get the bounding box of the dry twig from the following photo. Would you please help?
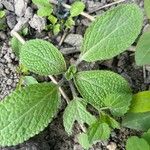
[90,0,126,13]
[58,30,68,46]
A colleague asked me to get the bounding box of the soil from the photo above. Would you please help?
[0,0,150,150]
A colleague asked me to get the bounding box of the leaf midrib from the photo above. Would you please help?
[79,76,108,96]
[22,49,57,66]
[81,16,129,60]
[88,123,99,143]
[77,76,108,107]
[0,87,57,132]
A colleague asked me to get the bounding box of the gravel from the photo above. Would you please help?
[6,12,17,29]
[1,0,14,11]
[29,14,46,32]
[86,1,103,13]
[14,0,28,17]
[13,7,33,32]
[0,44,19,100]
[64,34,83,47]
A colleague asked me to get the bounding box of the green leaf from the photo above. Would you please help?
[11,37,23,57]
[126,136,150,150]
[135,32,150,65]
[32,0,52,17]
[18,64,29,75]
[74,70,132,116]
[80,4,143,62]
[144,0,150,19]
[142,129,150,145]
[20,39,66,76]
[63,97,96,135]
[104,93,132,116]
[77,133,91,150]
[65,17,75,28]
[32,0,50,7]
[22,27,28,36]
[122,112,150,131]
[87,121,111,143]
[100,113,120,129]
[70,1,85,17]
[48,15,57,25]
[78,118,111,149]
[0,83,61,146]
[37,6,52,17]
[23,76,38,85]
[65,65,77,80]
[0,10,5,18]
[129,91,150,113]
[53,24,60,35]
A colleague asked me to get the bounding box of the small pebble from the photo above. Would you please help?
[0,31,7,40]
[6,13,17,29]
[0,3,3,9]
[29,14,46,32]
[14,0,28,17]
[64,34,83,47]
[106,142,117,150]
[1,0,14,11]
[86,1,103,13]
[7,79,12,85]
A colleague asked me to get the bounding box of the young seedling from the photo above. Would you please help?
[32,0,85,34]
[65,1,85,28]
[32,0,53,17]
[1,3,150,149]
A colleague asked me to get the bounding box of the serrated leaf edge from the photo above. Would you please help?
[20,39,67,76]
[80,3,143,62]
[0,83,61,147]
[74,70,132,114]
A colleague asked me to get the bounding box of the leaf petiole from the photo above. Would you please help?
[100,107,110,111]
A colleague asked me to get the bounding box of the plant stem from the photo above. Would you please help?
[49,0,95,21]
[100,107,109,111]
[143,65,146,81]
[69,80,78,98]
[49,75,69,104]
[75,57,82,67]
[11,30,26,44]
[68,80,87,132]
[58,29,68,46]
[11,30,70,104]
[79,124,87,133]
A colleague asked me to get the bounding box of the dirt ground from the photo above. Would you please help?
[0,0,150,149]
